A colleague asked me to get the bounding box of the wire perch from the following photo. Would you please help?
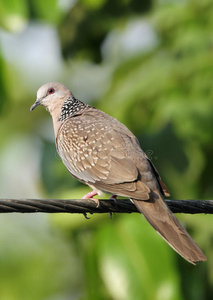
[0,198,212,214]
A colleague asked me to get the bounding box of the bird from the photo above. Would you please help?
[30,82,206,265]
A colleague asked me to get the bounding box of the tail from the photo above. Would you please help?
[132,193,206,264]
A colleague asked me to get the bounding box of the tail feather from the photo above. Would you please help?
[132,194,206,264]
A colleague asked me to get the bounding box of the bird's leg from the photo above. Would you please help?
[82,190,100,207]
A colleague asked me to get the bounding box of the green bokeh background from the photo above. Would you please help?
[0,0,212,299]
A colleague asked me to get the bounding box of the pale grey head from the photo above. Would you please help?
[30,82,86,121]
[30,82,72,113]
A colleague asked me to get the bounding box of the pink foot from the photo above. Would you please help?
[82,190,98,199]
[82,190,99,207]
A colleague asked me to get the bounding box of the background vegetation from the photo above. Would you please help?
[0,0,212,299]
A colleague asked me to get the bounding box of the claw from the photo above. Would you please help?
[109,194,117,201]
[108,195,117,218]
[83,213,90,219]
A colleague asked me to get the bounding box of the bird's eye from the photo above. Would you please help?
[47,88,55,95]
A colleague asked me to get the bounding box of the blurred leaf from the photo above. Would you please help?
[0,52,7,114]
[0,0,28,32]
[96,215,183,300]
[31,0,62,23]
[0,215,77,300]
[59,0,153,62]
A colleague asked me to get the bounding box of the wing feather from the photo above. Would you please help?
[56,110,163,200]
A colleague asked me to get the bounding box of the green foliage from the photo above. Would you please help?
[0,53,7,113]
[0,0,213,299]
[30,0,62,23]
[59,0,152,62]
[0,0,28,31]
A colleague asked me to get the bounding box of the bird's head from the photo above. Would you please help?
[30,82,72,113]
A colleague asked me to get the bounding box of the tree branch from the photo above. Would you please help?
[0,198,212,215]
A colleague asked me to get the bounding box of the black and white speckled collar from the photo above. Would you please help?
[59,96,86,121]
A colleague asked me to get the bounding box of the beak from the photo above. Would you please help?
[30,99,41,112]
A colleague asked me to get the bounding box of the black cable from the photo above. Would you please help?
[0,198,212,215]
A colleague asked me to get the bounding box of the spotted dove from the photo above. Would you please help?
[30,82,206,264]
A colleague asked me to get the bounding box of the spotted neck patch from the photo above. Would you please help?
[59,96,86,121]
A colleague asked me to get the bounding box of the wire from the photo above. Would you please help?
[0,198,212,215]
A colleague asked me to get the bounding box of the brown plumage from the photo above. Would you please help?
[31,82,206,264]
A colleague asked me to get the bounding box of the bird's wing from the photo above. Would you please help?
[56,111,151,199]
